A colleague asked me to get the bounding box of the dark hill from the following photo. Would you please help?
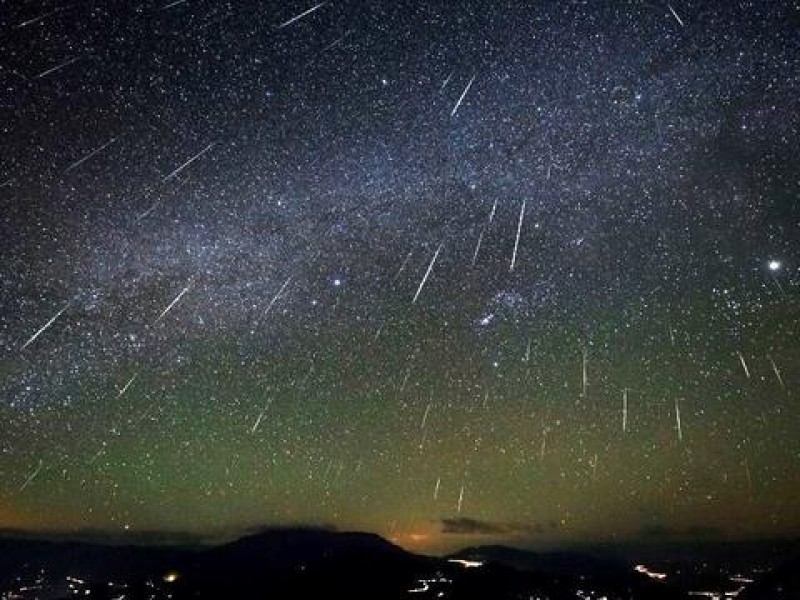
[449,544,687,599]
[0,537,189,583]
[180,527,435,599]
[450,544,633,577]
[739,555,800,599]
[0,530,700,599]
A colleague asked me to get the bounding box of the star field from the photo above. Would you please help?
[0,0,799,553]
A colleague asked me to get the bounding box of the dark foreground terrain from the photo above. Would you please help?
[0,529,797,599]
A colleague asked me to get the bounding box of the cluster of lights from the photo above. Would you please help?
[634,564,668,581]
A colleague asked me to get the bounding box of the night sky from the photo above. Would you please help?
[1,0,799,554]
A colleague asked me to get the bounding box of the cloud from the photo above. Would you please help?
[440,518,558,536]
[0,523,341,547]
[440,518,505,535]
[0,527,209,547]
[638,524,724,540]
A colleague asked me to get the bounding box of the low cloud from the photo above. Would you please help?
[440,518,558,537]
[441,518,505,535]
[638,524,723,540]
[0,528,209,547]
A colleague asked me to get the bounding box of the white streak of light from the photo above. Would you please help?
[412,243,443,304]
[36,57,80,79]
[668,4,685,27]
[540,427,548,460]
[163,143,215,182]
[488,198,498,224]
[276,2,327,29]
[448,559,484,568]
[471,228,484,267]
[440,71,454,91]
[155,285,191,323]
[582,348,588,397]
[65,138,118,172]
[393,250,413,281]
[768,355,784,388]
[161,0,187,10]
[19,461,44,492]
[510,198,526,271]
[264,276,293,315]
[251,407,267,434]
[21,303,70,350]
[420,402,432,430]
[118,373,139,398]
[622,388,628,433]
[635,564,667,580]
[451,74,476,117]
[737,350,751,379]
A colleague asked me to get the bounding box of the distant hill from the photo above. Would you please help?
[181,527,436,599]
[449,544,633,577]
[3,529,762,599]
[0,536,190,583]
[0,528,434,600]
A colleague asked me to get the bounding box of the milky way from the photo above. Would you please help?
[1,1,798,552]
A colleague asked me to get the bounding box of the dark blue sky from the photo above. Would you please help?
[0,0,798,553]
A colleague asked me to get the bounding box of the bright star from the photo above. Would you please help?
[768,260,781,272]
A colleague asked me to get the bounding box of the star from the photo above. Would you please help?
[478,313,495,326]
[0,0,796,557]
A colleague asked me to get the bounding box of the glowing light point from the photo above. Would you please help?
[163,571,180,583]
[635,564,667,581]
[768,260,781,271]
[448,559,484,568]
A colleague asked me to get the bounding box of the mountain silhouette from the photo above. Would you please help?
[11,529,800,599]
[180,527,434,599]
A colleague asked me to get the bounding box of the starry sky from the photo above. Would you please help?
[0,0,799,554]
